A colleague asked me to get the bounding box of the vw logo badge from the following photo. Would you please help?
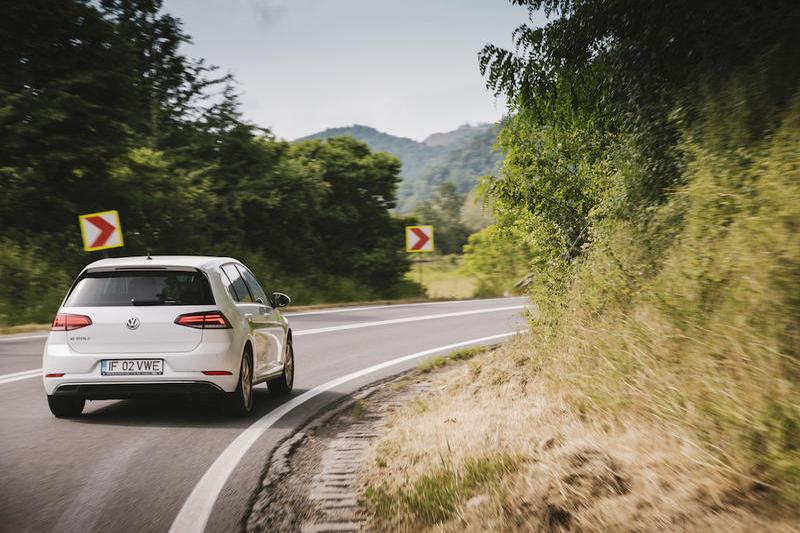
[125,317,140,330]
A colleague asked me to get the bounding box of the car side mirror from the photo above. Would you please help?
[273,292,291,308]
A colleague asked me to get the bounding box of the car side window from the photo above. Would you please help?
[221,264,254,303]
[219,269,240,302]
[236,265,271,306]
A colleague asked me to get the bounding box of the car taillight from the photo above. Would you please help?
[52,313,92,331]
[174,311,231,329]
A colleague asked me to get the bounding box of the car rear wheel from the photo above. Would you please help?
[47,396,85,418]
[267,336,294,395]
[227,351,254,417]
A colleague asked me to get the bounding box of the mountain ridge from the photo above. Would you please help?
[297,123,502,211]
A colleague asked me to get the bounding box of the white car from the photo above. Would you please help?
[42,256,294,418]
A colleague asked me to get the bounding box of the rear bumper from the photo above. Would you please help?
[42,330,243,395]
[51,381,225,400]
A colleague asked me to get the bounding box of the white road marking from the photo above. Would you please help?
[285,296,528,317]
[0,299,530,343]
[0,333,48,343]
[168,330,525,533]
[0,306,529,386]
[293,305,528,336]
[0,368,42,385]
[0,367,43,378]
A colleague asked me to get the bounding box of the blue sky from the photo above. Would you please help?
[163,0,541,140]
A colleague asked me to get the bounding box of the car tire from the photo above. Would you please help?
[227,350,254,417]
[267,336,294,395]
[47,396,85,418]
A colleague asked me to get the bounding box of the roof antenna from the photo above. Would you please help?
[146,249,152,260]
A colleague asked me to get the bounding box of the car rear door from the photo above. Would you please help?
[220,264,269,376]
[235,264,287,379]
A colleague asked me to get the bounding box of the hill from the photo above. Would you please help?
[297,123,502,211]
[422,122,494,147]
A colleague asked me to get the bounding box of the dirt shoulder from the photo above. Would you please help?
[243,374,436,532]
[244,338,799,532]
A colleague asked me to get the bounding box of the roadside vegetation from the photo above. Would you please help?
[364,342,799,531]
[404,181,525,301]
[362,0,800,530]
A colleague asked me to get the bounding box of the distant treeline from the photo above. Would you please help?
[0,0,418,325]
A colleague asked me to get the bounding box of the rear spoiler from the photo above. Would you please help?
[84,266,197,273]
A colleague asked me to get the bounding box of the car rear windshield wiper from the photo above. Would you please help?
[131,298,179,306]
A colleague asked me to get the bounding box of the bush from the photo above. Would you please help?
[522,92,800,505]
[461,224,534,297]
[0,239,70,325]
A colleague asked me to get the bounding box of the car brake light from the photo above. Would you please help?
[174,311,231,329]
[52,313,92,331]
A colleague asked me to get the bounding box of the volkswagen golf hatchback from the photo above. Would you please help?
[43,256,294,418]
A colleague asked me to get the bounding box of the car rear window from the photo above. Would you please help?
[64,270,215,307]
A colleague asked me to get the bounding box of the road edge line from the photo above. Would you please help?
[0,368,42,385]
[168,330,525,533]
[293,305,528,336]
[284,296,528,317]
[0,333,48,343]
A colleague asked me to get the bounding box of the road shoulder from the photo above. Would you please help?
[245,338,800,532]
[243,373,429,532]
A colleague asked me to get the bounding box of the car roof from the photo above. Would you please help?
[83,255,240,272]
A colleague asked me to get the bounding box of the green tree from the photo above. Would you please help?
[0,0,136,244]
[480,0,800,211]
[461,224,534,297]
[412,182,471,255]
[289,137,409,290]
[0,0,418,323]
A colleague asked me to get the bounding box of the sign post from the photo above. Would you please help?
[78,210,124,252]
[405,225,434,289]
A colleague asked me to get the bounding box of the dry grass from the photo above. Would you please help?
[360,338,800,532]
[416,347,483,374]
[405,256,479,300]
[361,70,800,533]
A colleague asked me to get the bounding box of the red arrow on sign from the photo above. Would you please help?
[86,215,116,248]
[409,227,430,250]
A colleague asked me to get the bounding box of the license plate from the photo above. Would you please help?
[101,359,164,376]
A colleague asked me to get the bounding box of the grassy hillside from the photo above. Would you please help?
[403,255,478,300]
[360,1,800,529]
[298,125,440,183]
[361,101,800,530]
[422,123,494,147]
[399,126,503,209]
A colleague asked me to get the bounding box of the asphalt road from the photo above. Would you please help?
[0,297,528,533]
